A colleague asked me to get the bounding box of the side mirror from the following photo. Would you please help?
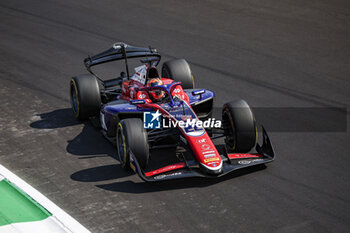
[192,89,206,99]
[130,99,146,105]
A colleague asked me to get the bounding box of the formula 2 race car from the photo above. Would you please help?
[70,42,275,182]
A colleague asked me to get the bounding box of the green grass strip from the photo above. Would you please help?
[0,179,52,226]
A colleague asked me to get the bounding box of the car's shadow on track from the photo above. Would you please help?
[30,108,79,129]
[31,108,267,193]
[30,108,133,181]
[70,164,134,182]
[95,164,267,193]
[30,108,117,159]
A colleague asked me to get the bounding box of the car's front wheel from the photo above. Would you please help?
[116,118,149,170]
[222,100,257,153]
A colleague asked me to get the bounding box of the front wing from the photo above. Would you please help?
[129,127,275,182]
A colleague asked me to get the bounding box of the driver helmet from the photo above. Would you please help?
[148,78,165,101]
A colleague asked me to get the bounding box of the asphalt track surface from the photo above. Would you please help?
[1,0,349,232]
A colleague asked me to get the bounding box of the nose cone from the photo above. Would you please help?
[200,160,223,175]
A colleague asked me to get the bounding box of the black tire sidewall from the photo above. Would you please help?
[118,119,149,169]
[117,122,130,169]
[161,59,194,89]
[70,74,101,120]
[222,100,257,153]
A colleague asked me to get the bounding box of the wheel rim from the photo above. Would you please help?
[70,84,78,115]
[223,110,236,150]
[117,127,125,165]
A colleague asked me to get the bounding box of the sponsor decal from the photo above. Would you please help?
[153,165,177,174]
[202,150,215,154]
[173,87,185,99]
[238,159,264,165]
[196,138,207,144]
[130,99,145,105]
[228,154,263,159]
[138,93,146,99]
[143,110,162,129]
[203,153,216,158]
[204,157,220,163]
[145,163,186,177]
[130,65,147,84]
[153,172,182,180]
[201,144,211,150]
[174,94,185,99]
[173,88,181,93]
[181,115,193,121]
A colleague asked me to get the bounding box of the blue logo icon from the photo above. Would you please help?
[143,110,162,129]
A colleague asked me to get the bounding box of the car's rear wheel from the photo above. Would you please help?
[116,118,149,169]
[222,100,257,153]
[162,59,194,89]
[70,74,101,120]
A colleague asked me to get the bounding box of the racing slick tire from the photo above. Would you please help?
[222,100,257,153]
[116,118,149,170]
[70,74,101,120]
[162,59,194,89]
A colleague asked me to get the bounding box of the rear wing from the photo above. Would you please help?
[83,42,161,79]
